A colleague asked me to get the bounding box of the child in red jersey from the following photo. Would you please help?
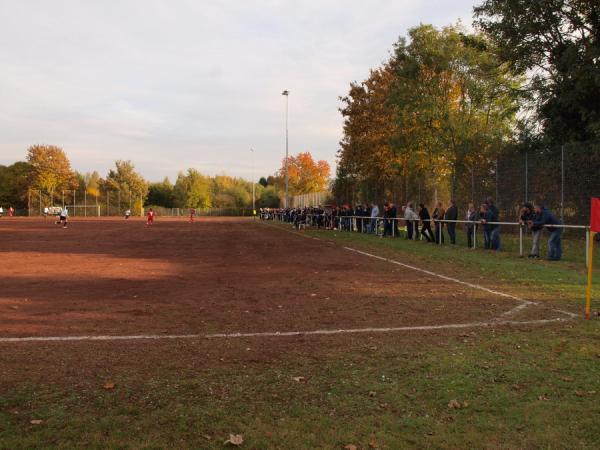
[189,208,196,222]
[146,208,155,226]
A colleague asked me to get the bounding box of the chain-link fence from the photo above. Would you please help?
[333,139,600,226]
[290,191,332,208]
[28,189,144,217]
[27,190,254,217]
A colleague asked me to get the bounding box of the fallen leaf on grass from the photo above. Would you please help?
[292,376,305,382]
[224,434,243,446]
[30,419,43,425]
[344,445,358,450]
[561,376,574,382]
[574,390,596,398]
[369,440,379,448]
[448,399,462,409]
[538,395,550,401]
[369,391,377,397]
[103,381,116,390]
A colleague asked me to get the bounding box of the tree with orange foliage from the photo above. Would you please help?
[276,152,330,196]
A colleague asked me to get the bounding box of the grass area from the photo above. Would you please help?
[2,221,600,449]
[2,326,600,449]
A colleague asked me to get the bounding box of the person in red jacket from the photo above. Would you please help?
[146,208,155,226]
[189,208,196,223]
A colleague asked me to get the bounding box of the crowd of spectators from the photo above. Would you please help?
[260,197,563,260]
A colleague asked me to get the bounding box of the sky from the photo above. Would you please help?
[0,0,477,182]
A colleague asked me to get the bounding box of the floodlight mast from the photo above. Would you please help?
[250,148,255,214]
[281,90,289,208]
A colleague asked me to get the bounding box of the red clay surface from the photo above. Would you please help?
[0,217,520,338]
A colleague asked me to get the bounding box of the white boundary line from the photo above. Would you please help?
[0,317,569,343]
[0,222,578,344]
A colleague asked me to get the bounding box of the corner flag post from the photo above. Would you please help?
[586,231,595,319]
[587,198,600,319]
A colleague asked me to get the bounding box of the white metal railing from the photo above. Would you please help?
[268,212,592,267]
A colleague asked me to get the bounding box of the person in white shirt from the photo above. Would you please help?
[369,203,379,234]
[404,201,420,240]
[125,209,131,219]
[0,206,3,217]
[58,207,68,228]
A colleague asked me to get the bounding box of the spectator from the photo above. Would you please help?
[432,201,445,244]
[486,197,501,250]
[480,203,492,249]
[370,203,379,234]
[418,203,433,242]
[404,201,419,240]
[532,204,562,261]
[466,202,478,248]
[355,204,364,233]
[519,202,541,258]
[445,200,458,244]
[389,202,398,236]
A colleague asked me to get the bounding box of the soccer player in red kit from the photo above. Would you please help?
[189,208,196,223]
[146,208,155,226]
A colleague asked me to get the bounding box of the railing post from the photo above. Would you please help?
[519,225,523,257]
[586,229,590,268]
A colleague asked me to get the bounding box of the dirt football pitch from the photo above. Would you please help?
[0,217,569,339]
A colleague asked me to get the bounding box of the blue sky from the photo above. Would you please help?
[0,0,476,181]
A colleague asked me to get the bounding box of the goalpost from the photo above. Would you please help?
[69,205,101,217]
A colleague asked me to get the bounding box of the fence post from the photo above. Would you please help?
[73,190,76,216]
[586,229,590,268]
[473,225,476,249]
[519,225,523,257]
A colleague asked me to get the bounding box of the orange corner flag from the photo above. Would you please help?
[592,198,600,232]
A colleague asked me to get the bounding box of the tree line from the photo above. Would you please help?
[0,145,331,211]
[334,0,600,208]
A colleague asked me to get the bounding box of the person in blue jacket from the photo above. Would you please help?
[531,204,562,261]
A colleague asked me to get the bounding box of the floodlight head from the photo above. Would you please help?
[281,90,289,96]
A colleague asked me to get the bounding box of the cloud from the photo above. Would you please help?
[0,0,476,181]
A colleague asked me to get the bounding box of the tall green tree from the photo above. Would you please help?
[104,160,149,201]
[147,177,175,207]
[173,169,212,208]
[474,0,600,142]
[334,24,522,204]
[26,145,78,194]
[0,162,32,208]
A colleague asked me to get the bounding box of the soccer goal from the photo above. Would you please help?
[69,205,101,217]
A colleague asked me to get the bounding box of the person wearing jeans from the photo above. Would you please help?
[432,201,445,244]
[404,201,420,240]
[532,204,562,261]
[520,203,542,258]
[445,200,458,244]
[466,202,478,248]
